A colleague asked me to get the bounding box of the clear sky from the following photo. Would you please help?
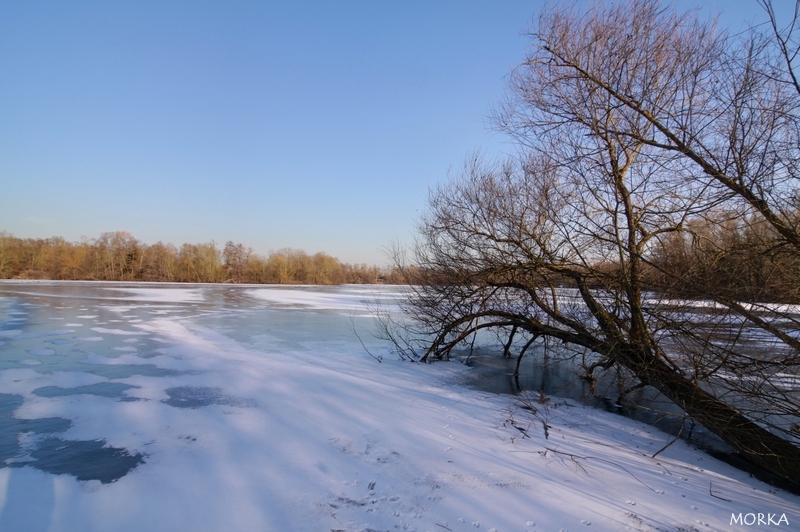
[0,1,786,266]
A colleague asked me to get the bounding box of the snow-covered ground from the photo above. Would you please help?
[0,281,797,531]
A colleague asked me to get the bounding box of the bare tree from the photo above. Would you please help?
[393,0,800,486]
[93,231,142,281]
[224,241,250,283]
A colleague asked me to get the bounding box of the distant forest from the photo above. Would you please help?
[0,231,400,285]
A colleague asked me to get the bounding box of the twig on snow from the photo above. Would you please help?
[709,482,732,502]
[544,447,657,492]
[652,416,685,458]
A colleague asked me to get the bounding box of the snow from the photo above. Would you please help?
[108,287,205,303]
[0,282,797,531]
[247,286,382,311]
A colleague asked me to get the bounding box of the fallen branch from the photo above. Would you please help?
[545,447,657,492]
[652,416,686,459]
[709,482,732,502]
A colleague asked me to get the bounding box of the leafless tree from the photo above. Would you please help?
[392,0,800,486]
[223,241,250,283]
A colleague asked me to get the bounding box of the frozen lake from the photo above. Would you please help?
[0,282,398,480]
[0,281,797,531]
[0,281,408,530]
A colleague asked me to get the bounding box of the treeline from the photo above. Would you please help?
[646,210,800,304]
[578,212,800,304]
[0,231,401,285]
[399,207,800,305]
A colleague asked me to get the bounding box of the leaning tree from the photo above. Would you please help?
[392,0,800,486]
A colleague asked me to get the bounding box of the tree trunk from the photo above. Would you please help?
[625,351,800,486]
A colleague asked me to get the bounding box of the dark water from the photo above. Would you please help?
[21,438,144,483]
[163,386,257,409]
[0,394,72,464]
[0,393,143,483]
[33,382,140,399]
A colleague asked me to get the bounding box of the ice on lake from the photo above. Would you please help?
[0,280,797,532]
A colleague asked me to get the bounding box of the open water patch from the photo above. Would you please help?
[26,348,56,356]
[80,363,185,380]
[163,386,256,409]
[18,438,145,483]
[32,382,139,400]
[1,394,144,482]
[0,393,71,464]
[47,338,72,345]
[16,355,186,379]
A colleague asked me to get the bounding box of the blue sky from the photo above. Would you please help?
[0,1,785,265]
